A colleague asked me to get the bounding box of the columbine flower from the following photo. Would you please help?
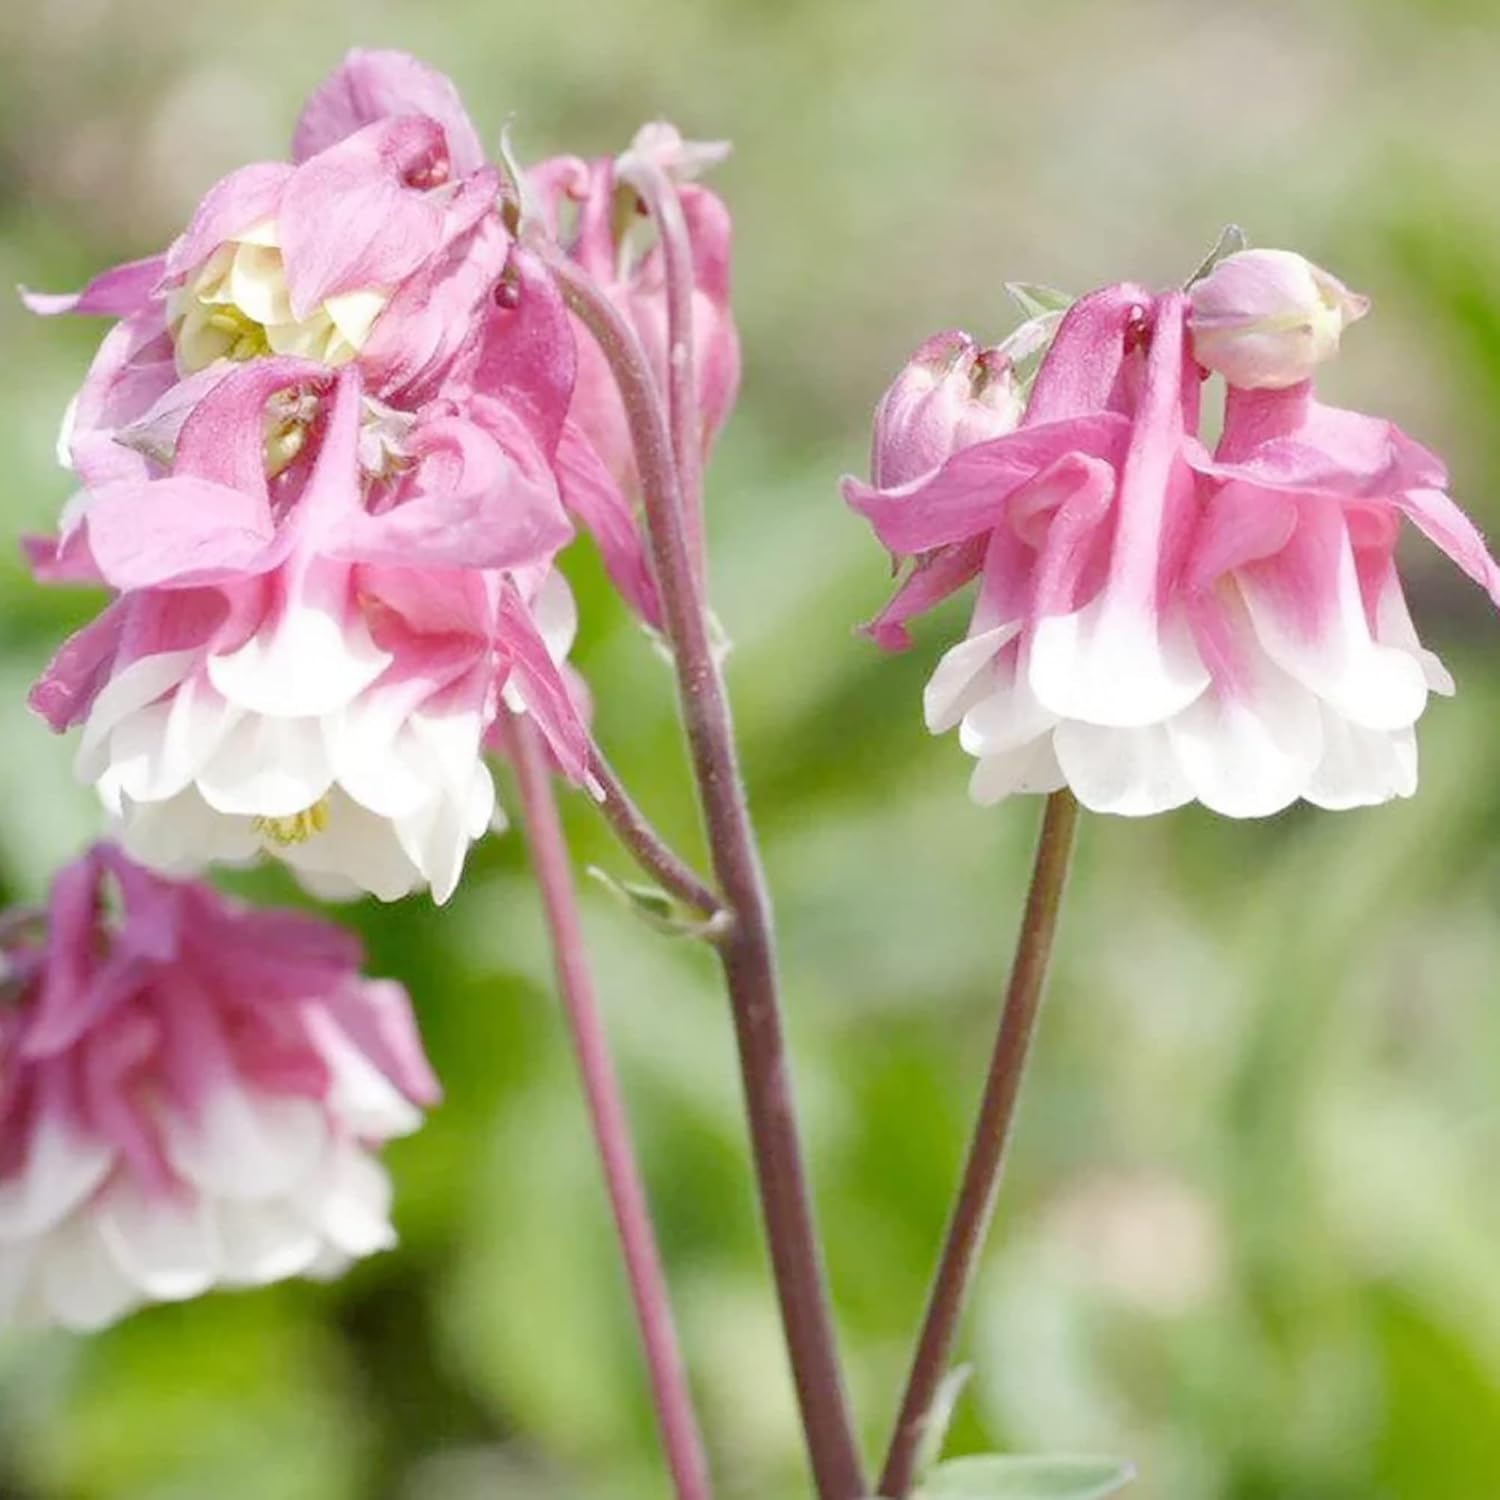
[0,844,438,1331]
[1188,247,1368,391]
[24,51,507,490]
[847,270,1500,817]
[29,347,591,902]
[531,126,741,624]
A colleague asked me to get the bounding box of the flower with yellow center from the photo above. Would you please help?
[168,219,389,376]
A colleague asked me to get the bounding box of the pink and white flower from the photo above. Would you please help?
[847,268,1500,817]
[0,844,439,1331]
[29,347,590,902]
[532,126,741,624]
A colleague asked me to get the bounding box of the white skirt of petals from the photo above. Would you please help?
[929,574,1449,819]
[0,1032,416,1332]
[78,632,497,904]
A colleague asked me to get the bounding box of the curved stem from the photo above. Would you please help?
[538,238,867,1500]
[878,790,1080,1498]
[589,745,722,918]
[508,710,715,1500]
[624,160,706,580]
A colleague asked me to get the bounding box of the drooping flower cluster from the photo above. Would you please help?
[25,50,601,902]
[848,249,1500,816]
[0,844,437,1331]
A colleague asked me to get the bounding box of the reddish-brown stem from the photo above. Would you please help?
[537,238,867,1500]
[624,160,706,580]
[588,744,722,918]
[508,711,715,1500]
[878,790,1080,1497]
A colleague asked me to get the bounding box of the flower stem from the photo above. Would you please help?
[508,710,714,1500]
[589,744,723,918]
[538,239,868,1500]
[877,790,1080,1498]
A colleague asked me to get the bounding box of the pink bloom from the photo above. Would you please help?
[0,844,438,1331]
[1189,248,1368,391]
[531,126,741,625]
[847,277,1500,817]
[24,52,507,490]
[29,344,590,902]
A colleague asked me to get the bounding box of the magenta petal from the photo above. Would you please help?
[843,413,1130,556]
[279,117,450,318]
[293,48,486,176]
[165,162,294,279]
[84,477,276,590]
[1394,486,1500,604]
[554,420,662,626]
[21,254,167,318]
[1026,283,1152,424]
[864,540,986,651]
[28,604,128,732]
[1184,481,1300,593]
[497,583,591,785]
[471,247,577,453]
[332,406,571,570]
[173,356,327,493]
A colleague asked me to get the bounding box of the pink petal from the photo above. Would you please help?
[21,254,167,318]
[165,162,294,280]
[278,117,452,318]
[496,582,591,786]
[28,603,129,732]
[554,419,662,626]
[1025,282,1153,424]
[292,49,486,176]
[864,539,985,651]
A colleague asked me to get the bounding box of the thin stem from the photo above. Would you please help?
[508,710,715,1500]
[589,744,723,918]
[624,160,706,580]
[877,790,1080,1498]
[538,237,868,1500]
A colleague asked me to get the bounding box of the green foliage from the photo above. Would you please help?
[921,1455,1134,1499]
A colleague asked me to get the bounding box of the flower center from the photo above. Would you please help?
[168,222,388,377]
[252,799,330,847]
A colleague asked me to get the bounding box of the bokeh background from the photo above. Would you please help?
[3,1,1500,1496]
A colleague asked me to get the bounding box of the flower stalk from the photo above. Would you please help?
[536,232,868,1500]
[878,790,1080,1498]
[508,709,714,1500]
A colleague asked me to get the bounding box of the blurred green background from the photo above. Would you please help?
[4,1,1500,1496]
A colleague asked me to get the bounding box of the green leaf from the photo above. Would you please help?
[1185,223,1249,287]
[915,1363,974,1479]
[587,867,728,940]
[922,1454,1135,1500]
[1004,282,1074,320]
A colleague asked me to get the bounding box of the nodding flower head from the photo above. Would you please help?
[0,844,438,1332]
[1188,247,1369,391]
[847,253,1500,819]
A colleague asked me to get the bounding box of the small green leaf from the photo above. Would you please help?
[1004,282,1074,320]
[587,868,729,941]
[922,1453,1135,1500]
[1184,223,1249,287]
[915,1363,974,1479]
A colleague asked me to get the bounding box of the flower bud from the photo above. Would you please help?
[1188,248,1369,390]
[871,330,1023,489]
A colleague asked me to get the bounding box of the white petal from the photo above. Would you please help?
[208,569,390,718]
[118,787,261,873]
[327,698,440,822]
[1053,720,1194,817]
[1374,573,1455,696]
[206,1197,322,1286]
[959,640,1058,756]
[1029,594,1210,728]
[161,1086,327,1203]
[228,242,293,327]
[299,1149,396,1259]
[96,1178,217,1302]
[1306,710,1419,810]
[0,1243,37,1328]
[196,712,334,818]
[38,1212,141,1332]
[532,568,580,663]
[275,789,422,902]
[924,623,1019,734]
[305,1011,423,1141]
[967,735,1065,807]
[1240,531,1428,732]
[76,650,199,785]
[0,1115,114,1243]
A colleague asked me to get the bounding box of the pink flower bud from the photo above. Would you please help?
[1188,248,1369,390]
[871,330,1023,489]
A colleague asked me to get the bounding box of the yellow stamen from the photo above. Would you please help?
[251,799,330,847]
